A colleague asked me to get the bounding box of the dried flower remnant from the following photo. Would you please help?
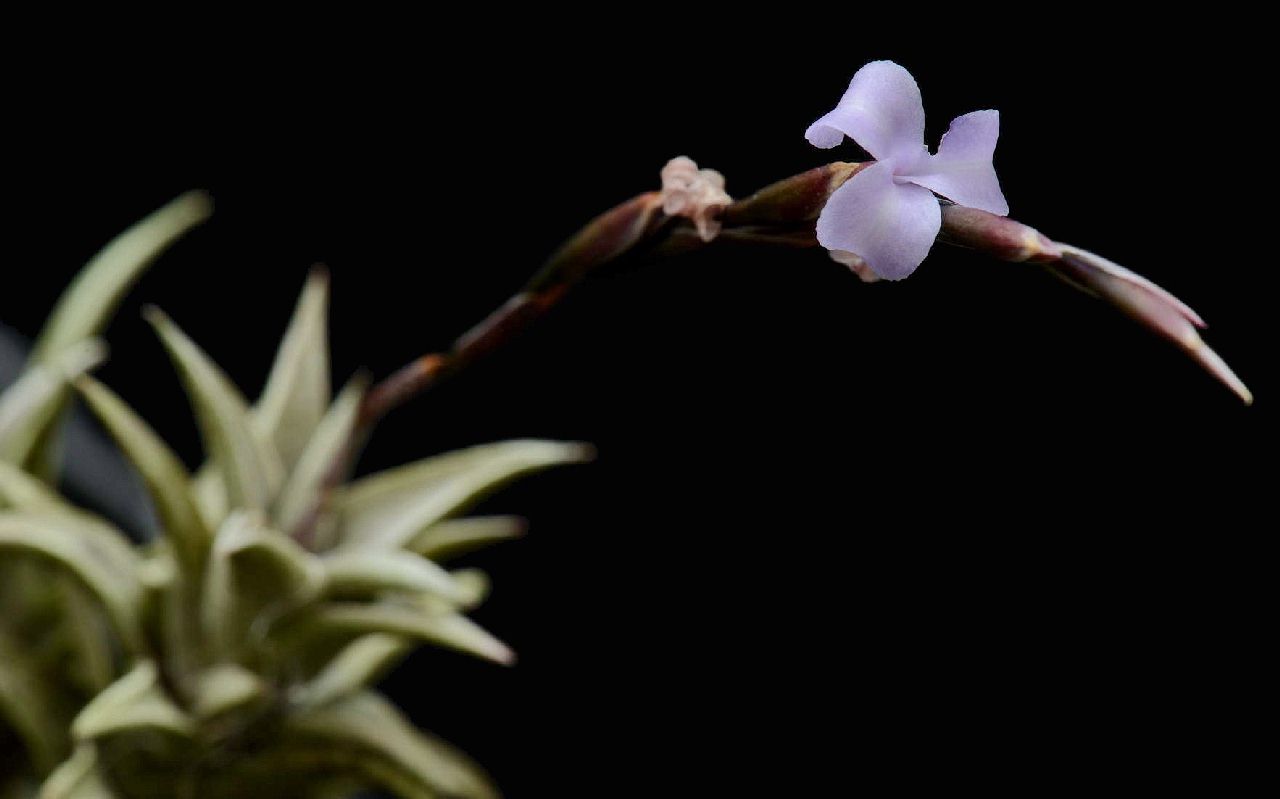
[829,250,881,283]
[807,60,1007,280]
[660,156,733,242]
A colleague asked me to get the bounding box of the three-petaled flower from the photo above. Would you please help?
[807,60,1008,280]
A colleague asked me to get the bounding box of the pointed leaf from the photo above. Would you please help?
[25,193,209,483]
[201,512,324,658]
[0,340,105,465]
[192,664,267,720]
[190,466,228,532]
[183,276,337,528]
[71,661,193,741]
[135,550,202,703]
[285,691,499,799]
[0,514,142,652]
[75,377,208,567]
[273,376,364,536]
[291,633,410,710]
[32,192,212,362]
[57,578,116,694]
[147,309,284,511]
[338,440,592,549]
[38,746,117,799]
[304,602,513,665]
[0,625,73,773]
[408,515,526,560]
[0,460,65,511]
[0,464,137,562]
[254,268,332,470]
[450,569,491,610]
[322,550,463,601]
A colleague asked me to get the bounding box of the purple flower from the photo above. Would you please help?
[807,61,1008,280]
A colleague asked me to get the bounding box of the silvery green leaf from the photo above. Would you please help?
[192,663,267,720]
[190,467,228,533]
[272,376,365,538]
[0,462,136,549]
[75,377,209,566]
[321,550,463,602]
[408,515,526,560]
[200,520,244,656]
[32,192,211,362]
[24,193,210,484]
[146,309,284,511]
[135,549,202,702]
[254,269,332,471]
[338,439,592,550]
[135,548,177,594]
[0,514,142,652]
[0,460,65,511]
[304,602,513,665]
[449,569,491,610]
[0,510,137,583]
[0,340,105,465]
[0,465,138,689]
[71,661,193,741]
[0,625,72,773]
[201,511,325,659]
[38,746,116,799]
[57,578,115,694]
[185,289,338,527]
[285,691,499,799]
[291,633,409,710]
[0,558,60,641]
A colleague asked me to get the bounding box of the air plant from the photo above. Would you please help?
[0,61,1250,799]
[0,195,588,798]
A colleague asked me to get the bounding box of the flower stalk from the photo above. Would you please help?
[290,157,1252,545]
[358,160,1250,427]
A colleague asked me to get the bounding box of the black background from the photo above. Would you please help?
[5,17,1270,795]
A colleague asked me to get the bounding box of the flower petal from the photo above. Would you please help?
[907,110,1008,215]
[804,61,927,162]
[815,160,941,281]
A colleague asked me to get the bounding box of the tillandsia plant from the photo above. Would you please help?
[0,60,1252,799]
[0,193,592,798]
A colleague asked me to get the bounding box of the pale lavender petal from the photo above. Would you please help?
[815,160,941,281]
[804,115,847,149]
[804,60,927,161]
[907,110,1009,215]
